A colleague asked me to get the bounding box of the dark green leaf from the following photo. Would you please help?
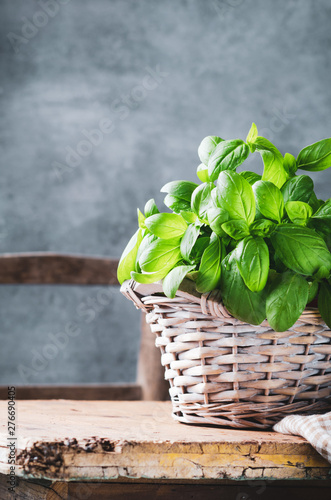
[220,252,267,325]
[196,233,223,293]
[145,213,187,239]
[307,280,319,304]
[208,139,250,182]
[254,137,288,188]
[198,136,223,165]
[318,281,331,328]
[235,236,269,292]
[190,237,210,263]
[144,198,159,217]
[270,224,331,276]
[191,182,215,220]
[252,180,284,223]
[285,201,313,225]
[180,224,200,261]
[163,265,195,298]
[250,219,276,237]
[312,198,331,221]
[308,191,323,214]
[297,138,331,171]
[281,175,314,204]
[266,271,309,332]
[215,171,256,225]
[117,229,143,284]
[221,220,250,240]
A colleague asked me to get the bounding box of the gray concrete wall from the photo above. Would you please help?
[0,0,330,384]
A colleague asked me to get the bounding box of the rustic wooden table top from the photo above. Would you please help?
[0,400,330,483]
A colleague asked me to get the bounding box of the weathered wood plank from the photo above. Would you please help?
[0,253,119,284]
[0,401,329,482]
[0,384,142,401]
[0,473,68,499]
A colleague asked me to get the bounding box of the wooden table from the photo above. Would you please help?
[0,401,330,499]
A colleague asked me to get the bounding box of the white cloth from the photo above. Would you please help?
[274,412,331,464]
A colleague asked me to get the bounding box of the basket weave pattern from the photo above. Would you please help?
[122,280,331,429]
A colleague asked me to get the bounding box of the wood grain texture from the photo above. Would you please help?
[0,253,119,284]
[0,401,329,482]
[0,384,142,401]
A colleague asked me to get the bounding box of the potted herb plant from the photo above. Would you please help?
[118,124,331,428]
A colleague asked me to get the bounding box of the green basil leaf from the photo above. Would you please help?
[161,180,199,202]
[254,137,288,188]
[307,280,319,304]
[163,264,195,298]
[318,281,331,329]
[136,232,158,269]
[270,224,331,276]
[220,252,267,325]
[163,194,191,213]
[266,271,309,332]
[139,238,182,273]
[191,182,215,220]
[137,208,146,229]
[281,175,314,204]
[308,191,323,214]
[117,228,143,284]
[145,213,187,240]
[297,138,331,172]
[283,153,297,176]
[246,122,258,152]
[312,198,331,221]
[240,171,261,185]
[190,237,210,263]
[250,219,276,237]
[196,233,223,293]
[180,224,200,261]
[285,201,313,225]
[221,220,250,240]
[198,136,223,165]
[180,210,198,224]
[144,198,159,218]
[235,236,270,292]
[131,268,169,284]
[208,139,250,182]
[215,171,256,225]
[252,180,284,223]
[196,163,210,182]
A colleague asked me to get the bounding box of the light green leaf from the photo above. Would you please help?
[240,171,261,185]
[144,198,159,217]
[131,268,169,284]
[297,138,331,171]
[254,137,288,188]
[221,220,250,240]
[197,163,210,182]
[191,182,215,220]
[180,224,200,261]
[163,265,195,298]
[161,180,199,201]
[137,208,146,229]
[253,180,284,223]
[246,122,258,151]
[145,213,187,239]
[215,171,256,225]
[250,219,276,237]
[163,194,190,213]
[266,271,309,332]
[139,238,182,273]
[208,139,250,182]
[283,153,297,176]
[285,201,313,225]
[235,236,270,292]
[117,229,143,284]
[180,211,198,224]
[198,136,223,165]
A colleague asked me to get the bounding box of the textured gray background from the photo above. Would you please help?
[0,0,330,384]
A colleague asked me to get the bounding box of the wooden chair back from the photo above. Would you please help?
[0,253,168,401]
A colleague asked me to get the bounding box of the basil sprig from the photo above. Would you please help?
[118,124,331,331]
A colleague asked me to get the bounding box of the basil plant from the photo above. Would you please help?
[118,123,331,331]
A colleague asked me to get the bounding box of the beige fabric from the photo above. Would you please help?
[274,412,331,464]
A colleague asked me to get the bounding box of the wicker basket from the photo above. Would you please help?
[122,279,331,429]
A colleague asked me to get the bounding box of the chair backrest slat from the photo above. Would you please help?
[0,253,119,285]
